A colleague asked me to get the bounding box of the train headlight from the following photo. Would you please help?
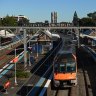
[71,79,77,86]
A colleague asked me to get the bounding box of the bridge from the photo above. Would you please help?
[0,26,96,29]
[0,26,96,96]
[0,26,96,69]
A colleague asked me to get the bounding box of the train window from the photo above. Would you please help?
[60,64,66,72]
[66,63,76,72]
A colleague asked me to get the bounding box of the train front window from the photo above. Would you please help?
[65,54,76,72]
[66,62,76,72]
[54,53,76,73]
[60,64,66,72]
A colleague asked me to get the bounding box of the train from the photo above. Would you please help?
[52,39,77,87]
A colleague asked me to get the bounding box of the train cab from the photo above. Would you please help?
[53,52,77,87]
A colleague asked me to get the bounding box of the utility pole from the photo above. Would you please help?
[77,18,80,48]
[37,38,38,57]
[24,29,27,69]
[14,49,18,85]
[77,28,80,48]
[29,41,31,66]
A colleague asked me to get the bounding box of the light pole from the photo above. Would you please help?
[51,31,53,50]
[14,48,18,85]
[24,29,27,69]
[77,19,80,48]
[29,41,31,66]
[14,48,24,85]
[36,38,39,58]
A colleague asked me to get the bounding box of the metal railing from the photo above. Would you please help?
[0,26,96,30]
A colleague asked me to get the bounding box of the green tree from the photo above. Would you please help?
[2,15,17,26]
[87,12,96,26]
[87,13,93,18]
[0,20,2,26]
[79,17,95,26]
[18,18,29,26]
[72,11,79,26]
[0,19,2,26]
[87,12,96,19]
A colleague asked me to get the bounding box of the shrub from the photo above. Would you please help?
[16,70,29,78]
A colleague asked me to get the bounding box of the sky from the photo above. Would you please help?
[0,0,96,22]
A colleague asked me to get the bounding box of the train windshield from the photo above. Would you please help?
[54,53,76,73]
[66,62,76,72]
[60,64,66,72]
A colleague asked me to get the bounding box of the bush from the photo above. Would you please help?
[16,70,29,78]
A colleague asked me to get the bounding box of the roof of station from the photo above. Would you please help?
[0,30,15,38]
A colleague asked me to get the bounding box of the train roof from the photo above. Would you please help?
[58,44,75,55]
[0,30,15,37]
[55,52,76,63]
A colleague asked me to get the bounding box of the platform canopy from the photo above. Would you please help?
[0,30,15,38]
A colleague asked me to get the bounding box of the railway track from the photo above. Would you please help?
[76,47,93,96]
[50,47,90,96]
[52,87,71,96]
[49,34,77,96]
[16,38,62,96]
[0,42,27,96]
[0,46,24,72]
[51,46,94,96]
[0,41,23,71]
[50,85,78,96]
[0,40,22,57]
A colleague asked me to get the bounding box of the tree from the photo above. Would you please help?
[72,11,79,26]
[0,18,2,26]
[79,17,95,26]
[87,11,96,19]
[87,12,96,26]
[0,18,3,26]
[2,15,17,26]
[18,18,29,26]
[87,13,93,18]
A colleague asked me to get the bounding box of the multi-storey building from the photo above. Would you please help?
[14,15,28,21]
[51,12,57,23]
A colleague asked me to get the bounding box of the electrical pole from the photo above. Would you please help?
[15,49,18,85]
[77,28,80,48]
[29,41,31,66]
[24,29,27,70]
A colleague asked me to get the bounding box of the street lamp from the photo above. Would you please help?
[14,48,24,85]
[77,19,80,48]
[36,37,39,58]
[29,41,31,66]
[14,48,18,85]
[37,42,38,57]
